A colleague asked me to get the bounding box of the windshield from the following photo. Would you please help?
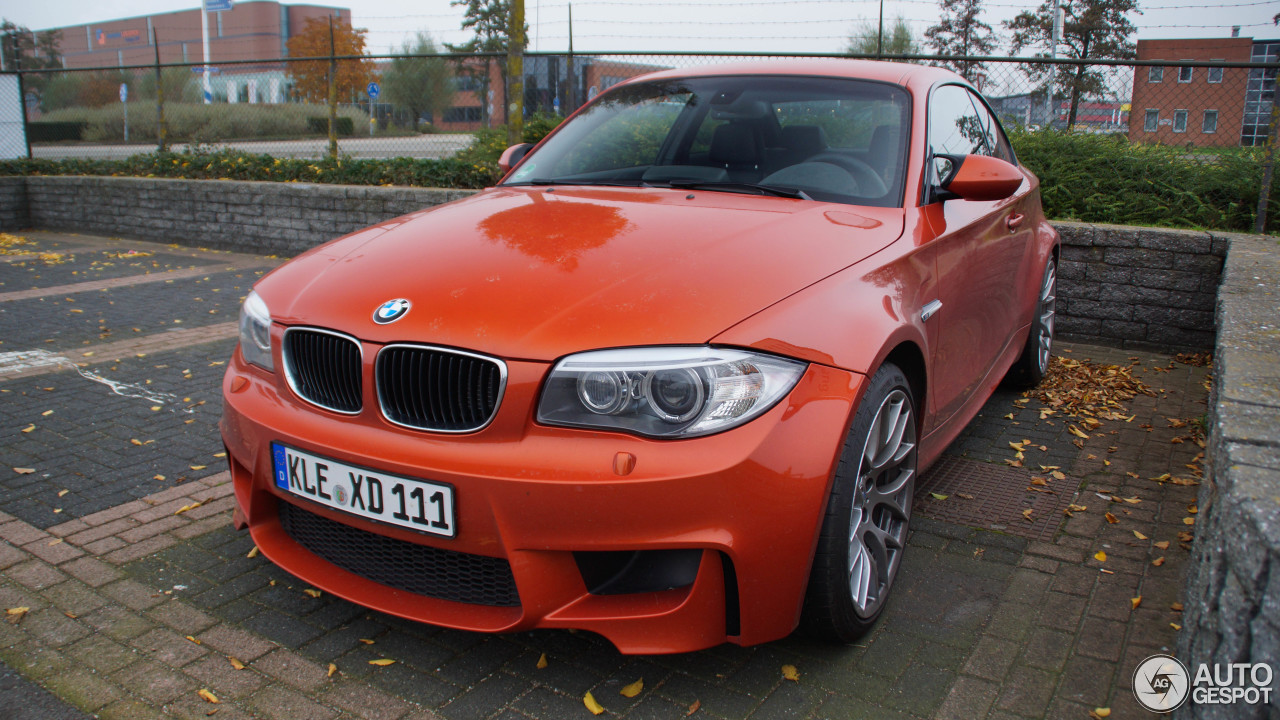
[504,75,911,208]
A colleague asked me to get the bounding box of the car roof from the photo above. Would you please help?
[619,58,967,92]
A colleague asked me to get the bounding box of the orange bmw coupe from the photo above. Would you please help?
[221,60,1058,654]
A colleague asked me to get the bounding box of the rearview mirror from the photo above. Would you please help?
[936,154,1024,202]
[498,143,534,174]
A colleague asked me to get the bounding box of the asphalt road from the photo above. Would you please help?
[30,134,475,161]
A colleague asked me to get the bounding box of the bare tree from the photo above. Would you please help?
[1006,0,1139,129]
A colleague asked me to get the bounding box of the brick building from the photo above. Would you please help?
[1128,36,1277,147]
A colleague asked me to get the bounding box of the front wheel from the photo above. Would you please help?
[1008,257,1057,387]
[802,362,917,642]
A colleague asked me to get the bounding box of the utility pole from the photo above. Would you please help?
[200,0,213,103]
[508,0,525,145]
[566,2,574,114]
[1046,0,1061,128]
[877,0,884,58]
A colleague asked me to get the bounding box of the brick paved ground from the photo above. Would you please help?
[0,231,1208,719]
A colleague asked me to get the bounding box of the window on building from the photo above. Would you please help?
[1148,66,1163,83]
[1173,109,1188,132]
[1179,65,1193,83]
[1208,63,1224,83]
[443,106,482,123]
[1144,109,1159,132]
[1203,110,1218,134]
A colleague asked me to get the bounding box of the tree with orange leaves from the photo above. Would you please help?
[285,16,377,102]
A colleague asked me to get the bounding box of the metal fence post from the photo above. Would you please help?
[1255,103,1279,235]
[153,28,167,153]
[327,17,338,161]
[507,0,525,146]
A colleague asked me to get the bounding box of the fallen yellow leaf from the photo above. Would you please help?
[687,699,701,716]
[130,439,143,446]
[21,425,34,433]
[6,607,30,624]
[1131,597,1142,610]
[368,658,395,666]
[1183,517,1196,526]
[1092,709,1111,719]
[1153,557,1166,567]
[1105,512,1118,524]
[57,489,68,497]
[1171,622,1182,630]
[197,688,219,704]
[1154,541,1170,550]
[359,638,375,645]
[41,410,53,416]
[153,475,165,481]
[190,465,207,471]
[1171,603,1184,612]
[584,690,605,715]
[1134,530,1148,540]
[1021,508,1034,522]
[303,588,322,598]
[247,547,260,559]
[1094,551,1107,562]
[328,663,337,677]
[1050,470,1066,481]
[621,678,644,697]
[13,468,35,475]
[185,635,202,645]
[782,664,800,682]
[536,653,548,669]
[228,657,245,670]
[929,492,948,501]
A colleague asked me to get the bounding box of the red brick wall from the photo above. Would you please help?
[1128,38,1252,147]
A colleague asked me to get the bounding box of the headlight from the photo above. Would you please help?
[238,290,274,371]
[537,347,806,438]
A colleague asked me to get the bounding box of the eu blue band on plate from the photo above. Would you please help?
[273,443,288,490]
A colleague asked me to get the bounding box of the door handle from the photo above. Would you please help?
[1006,213,1025,231]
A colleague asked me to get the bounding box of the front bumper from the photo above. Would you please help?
[221,345,863,654]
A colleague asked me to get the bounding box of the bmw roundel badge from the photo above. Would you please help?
[373,298,411,324]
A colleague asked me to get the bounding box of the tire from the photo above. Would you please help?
[802,362,917,642]
[1008,257,1057,388]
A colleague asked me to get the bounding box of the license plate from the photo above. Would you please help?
[272,443,455,538]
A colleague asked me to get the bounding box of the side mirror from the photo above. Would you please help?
[498,143,534,174]
[935,154,1024,202]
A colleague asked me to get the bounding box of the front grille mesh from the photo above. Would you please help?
[377,346,503,432]
[277,500,520,607]
[283,329,362,413]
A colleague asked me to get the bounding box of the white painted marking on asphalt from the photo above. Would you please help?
[0,349,191,411]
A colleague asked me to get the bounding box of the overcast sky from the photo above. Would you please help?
[5,0,1278,55]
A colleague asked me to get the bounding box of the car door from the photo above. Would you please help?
[925,84,1036,429]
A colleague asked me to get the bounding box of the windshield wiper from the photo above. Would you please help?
[663,180,811,200]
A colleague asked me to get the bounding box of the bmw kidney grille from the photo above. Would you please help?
[282,329,505,432]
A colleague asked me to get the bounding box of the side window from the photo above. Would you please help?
[929,85,989,158]
[928,85,1012,162]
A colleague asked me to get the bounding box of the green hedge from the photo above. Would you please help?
[305,116,356,137]
[0,150,500,189]
[1009,129,1277,234]
[28,122,88,142]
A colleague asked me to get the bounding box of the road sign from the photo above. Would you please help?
[191,66,221,74]
[204,0,233,12]
[119,83,128,102]
[367,82,380,99]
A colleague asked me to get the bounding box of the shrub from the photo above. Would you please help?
[455,112,565,165]
[1009,129,1277,233]
[306,116,356,136]
[0,149,500,189]
[28,122,87,142]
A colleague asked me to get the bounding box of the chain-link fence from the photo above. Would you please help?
[4,49,1279,229]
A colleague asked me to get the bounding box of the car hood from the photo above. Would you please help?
[256,186,904,361]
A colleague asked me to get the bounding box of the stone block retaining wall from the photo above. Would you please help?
[1177,234,1280,720]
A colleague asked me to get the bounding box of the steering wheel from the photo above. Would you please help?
[807,153,888,198]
